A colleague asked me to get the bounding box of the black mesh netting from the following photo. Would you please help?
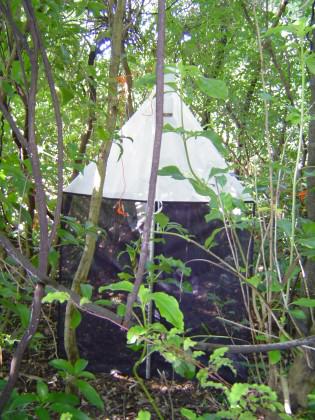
[58,194,252,375]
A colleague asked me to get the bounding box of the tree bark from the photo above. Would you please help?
[124,0,166,326]
[64,0,126,364]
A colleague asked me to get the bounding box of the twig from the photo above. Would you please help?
[124,0,166,326]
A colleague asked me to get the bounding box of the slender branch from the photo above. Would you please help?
[0,101,29,151]
[0,232,124,328]
[124,0,166,326]
[197,335,315,354]
[23,0,64,247]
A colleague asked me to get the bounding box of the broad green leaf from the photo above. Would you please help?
[292,298,315,308]
[42,291,70,304]
[50,402,90,420]
[127,325,147,344]
[46,392,79,405]
[158,165,185,180]
[196,76,228,100]
[35,407,50,420]
[99,280,133,293]
[36,380,49,401]
[150,292,184,330]
[228,383,249,407]
[138,285,150,304]
[78,371,95,380]
[9,393,38,409]
[173,358,195,379]
[49,359,74,374]
[268,350,281,365]
[74,359,88,374]
[80,284,93,300]
[188,178,212,196]
[60,85,74,105]
[75,379,104,411]
[70,307,82,329]
[136,410,151,420]
[299,238,315,248]
[155,212,169,229]
[289,308,306,320]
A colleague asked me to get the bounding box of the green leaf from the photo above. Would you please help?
[60,85,74,105]
[74,359,88,374]
[245,275,261,288]
[117,303,126,317]
[42,291,70,304]
[180,408,197,420]
[46,392,79,405]
[268,350,281,365]
[204,227,222,249]
[70,307,82,329]
[173,358,196,379]
[50,402,90,420]
[155,212,169,229]
[75,379,104,411]
[299,238,315,248]
[99,280,133,293]
[201,130,226,156]
[49,359,74,374]
[306,53,315,74]
[80,297,90,305]
[188,178,212,196]
[96,126,110,141]
[35,407,50,420]
[150,292,184,330]
[228,383,249,408]
[291,298,315,308]
[136,410,151,420]
[78,371,95,380]
[289,308,306,320]
[158,165,185,180]
[80,284,93,300]
[9,393,38,409]
[127,325,147,344]
[36,380,49,401]
[196,76,228,100]
[48,248,59,268]
[134,73,156,89]
[15,303,30,328]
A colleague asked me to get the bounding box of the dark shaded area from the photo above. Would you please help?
[59,194,252,376]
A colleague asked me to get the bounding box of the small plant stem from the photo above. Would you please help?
[289,41,305,268]
[133,347,164,420]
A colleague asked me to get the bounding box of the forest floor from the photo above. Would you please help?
[1,348,221,419]
[0,309,222,419]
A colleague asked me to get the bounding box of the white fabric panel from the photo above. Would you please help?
[65,84,251,202]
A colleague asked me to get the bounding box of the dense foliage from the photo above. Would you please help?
[2,0,315,418]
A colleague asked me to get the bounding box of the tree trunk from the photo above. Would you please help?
[64,0,126,365]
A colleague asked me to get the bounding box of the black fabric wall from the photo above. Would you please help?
[59,194,251,374]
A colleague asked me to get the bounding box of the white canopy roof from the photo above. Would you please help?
[65,76,250,202]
